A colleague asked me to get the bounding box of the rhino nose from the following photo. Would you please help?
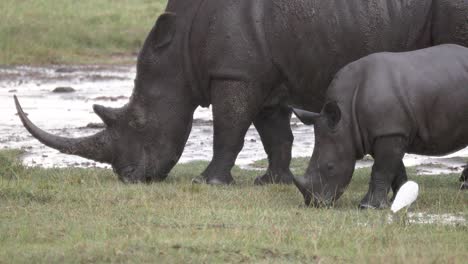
[293,176,312,206]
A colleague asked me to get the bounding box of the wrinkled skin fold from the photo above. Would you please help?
[293,45,468,208]
[15,0,468,184]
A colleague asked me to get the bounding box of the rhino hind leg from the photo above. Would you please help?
[460,165,468,190]
[359,136,407,209]
[253,105,294,185]
[193,79,271,185]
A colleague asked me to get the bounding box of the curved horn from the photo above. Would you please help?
[14,96,112,163]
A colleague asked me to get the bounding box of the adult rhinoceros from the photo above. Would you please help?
[15,0,468,184]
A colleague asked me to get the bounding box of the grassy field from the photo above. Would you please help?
[0,0,167,65]
[0,149,466,263]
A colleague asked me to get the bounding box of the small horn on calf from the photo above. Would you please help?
[14,96,113,163]
[291,108,321,125]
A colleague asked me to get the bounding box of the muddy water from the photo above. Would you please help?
[0,65,467,174]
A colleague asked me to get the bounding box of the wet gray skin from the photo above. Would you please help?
[14,0,468,184]
[294,44,468,208]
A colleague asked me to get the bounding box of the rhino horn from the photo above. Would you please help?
[14,96,112,163]
[93,104,119,127]
[291,108,320,125]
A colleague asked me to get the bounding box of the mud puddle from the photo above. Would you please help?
[384,212,467,226]
[405,213,467,226]
[1,65,467,174]
[357,213,467,226]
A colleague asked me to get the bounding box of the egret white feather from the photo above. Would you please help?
[391,181,419,213]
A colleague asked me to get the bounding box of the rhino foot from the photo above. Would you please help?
[358,203,377,210]
[358,202,389,210]
[191,175,234,185]
[359,193,389,210]
[254,170,294,185]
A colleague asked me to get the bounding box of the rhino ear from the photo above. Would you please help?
[323,101,341,129]
[152,12,177,49]
[93,105,118,127]
[291,107,320,125]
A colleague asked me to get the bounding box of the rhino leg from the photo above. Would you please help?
[460,166,468,190]
[359,136,407,209]
[253,105,294,185]
[390,160,408,202]
[193,79,267,185]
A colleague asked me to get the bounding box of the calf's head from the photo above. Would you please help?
[14,13,196,183]
[293,102,357,206]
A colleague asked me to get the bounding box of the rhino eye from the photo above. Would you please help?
[128,105,147,130]
[327,163,334,171]
[128,115,147,131]
[129,119,145,130]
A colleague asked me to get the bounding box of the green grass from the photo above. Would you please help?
[0,0,167,65]
[0,149,467,263]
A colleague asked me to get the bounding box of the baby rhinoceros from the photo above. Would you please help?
[293,44,468,209]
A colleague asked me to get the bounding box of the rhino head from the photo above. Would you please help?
[292,102,357,206]
[15,12,198,183]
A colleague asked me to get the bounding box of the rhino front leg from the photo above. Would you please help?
[359,136,407,209]
[193,79,266,185]
[460,165,468,190]
[253,105,294,185]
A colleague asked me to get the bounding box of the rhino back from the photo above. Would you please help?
[265,0,433,111]
[355,45,468,156]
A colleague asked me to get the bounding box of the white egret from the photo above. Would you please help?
[391,181,419,213]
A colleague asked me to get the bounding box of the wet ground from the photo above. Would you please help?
[354,212,468,226]
[1,65,467,174]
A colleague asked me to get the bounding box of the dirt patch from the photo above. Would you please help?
[192,119,213,126]
[52,87,76,93]
[80,123,106,130]
[93,95,128,101]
